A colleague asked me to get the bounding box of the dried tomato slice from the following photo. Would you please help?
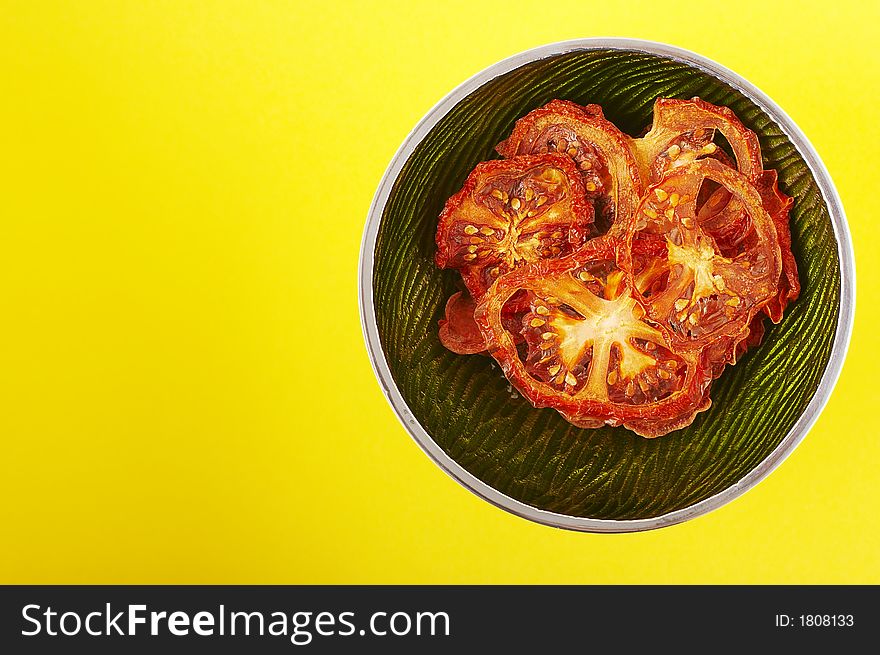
[694,146,741,235]
[693,170,798,326]
[438,290,527,355]
[626,159,782,358]
[756,169,799,322]
[631,97,776,305]
[435,153,594,300]
[694,173,798,327]
[696,185,748,253]
[495,100,642,233]
[438,291,485,355]
[434,97,798,437]
[474,238,713,438]
[629,97,763,184]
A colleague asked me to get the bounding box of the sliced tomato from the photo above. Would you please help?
[474,238,714,438]
[694,146,740,233]
[435,97,798,438]
[631,98,767,280]
[629,97,763,184]
[696,185,748,254]
[756,169,799,322]
[696,171,798,324]
[438,290,529,355]
[435,153,594,300]
[495,100,642,233]
[625,159,782,359]
[438,291,485,355]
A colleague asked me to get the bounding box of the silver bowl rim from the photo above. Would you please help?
[357,37,856,533]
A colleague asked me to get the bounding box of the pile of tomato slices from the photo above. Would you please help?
[434,98,798,438]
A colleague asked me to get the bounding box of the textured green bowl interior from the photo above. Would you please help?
[373,49,840,520]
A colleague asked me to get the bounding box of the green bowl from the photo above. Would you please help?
[360,39,854,531]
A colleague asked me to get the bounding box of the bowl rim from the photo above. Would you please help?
[358,37,856,533]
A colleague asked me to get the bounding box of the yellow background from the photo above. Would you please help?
[1,1,877,584]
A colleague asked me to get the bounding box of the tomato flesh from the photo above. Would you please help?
[626,159,782,357]
[496,100,642,233]
[474,238,714,437]
[438,291,485,355]
[434,97,799,438]
[756,169,799,323]
[435,153,594,299]
[629,97,763,184]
